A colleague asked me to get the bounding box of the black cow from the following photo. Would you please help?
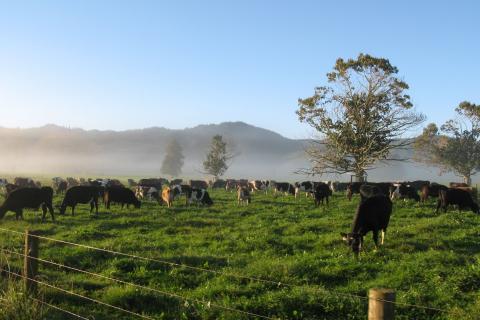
[313,182,331,206]
[346,182,363,201]
[436,188,479,214]
[274,182,295,196]
[187,188,213,206]
[341,195,392,256]
[171,184,192,204]
[60,186,100,216]
[420,183,448,202]
[0,187,54,221]
[104,187,141,209]
[211,179,226,189]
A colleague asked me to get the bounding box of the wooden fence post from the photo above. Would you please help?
[24,230,39,294]
[368,288,395,320]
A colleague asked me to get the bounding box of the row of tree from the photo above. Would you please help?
[297,53,479,184]
[160,135,231,180]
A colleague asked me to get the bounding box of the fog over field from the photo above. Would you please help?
[0,122,469,182]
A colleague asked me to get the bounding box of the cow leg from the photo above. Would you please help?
[435,199,441,214]
[381,230,385,245]
[90,201,94,213]
[72,205,75,216]
[372,231,379,249]
[94,200,98,215]
[15,209,23,220]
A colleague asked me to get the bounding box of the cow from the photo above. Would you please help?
[407,180,430,191]
[14,177,37,188]
[187,188,213,206]
[138,178,164,189]
[0,187,55,221]
[294,181,315,199]
[60,186,100,216]
[249,180,267,194]
[274,182,295,196]
[420,183,448,203]
[436,188,479,214]
[4,184,19,196]
[341,195,392,257]
[171,184,192,203]
[313,182,331,206]
[161,187,173,208]
[66,177,80,189]
[237,186,251,205]
[346,182,363,201]
[104,187,141,209]
[390,184,420,202]
[189,180,209,189]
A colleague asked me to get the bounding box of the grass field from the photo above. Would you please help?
[1,187,480,320]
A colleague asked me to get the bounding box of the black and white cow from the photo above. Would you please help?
[313,182,331,206]
[249,180,268,194]
[294,181,315,199]
[274,182,295,196]
[390,183,420,202]
[187,188,213,206]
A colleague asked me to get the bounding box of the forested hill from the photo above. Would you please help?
[0,122,462,181]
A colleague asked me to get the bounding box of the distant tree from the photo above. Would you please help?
[296,53,424,181]
[203,135,232,180]
[414,101,480,185]
[161,138,184,177]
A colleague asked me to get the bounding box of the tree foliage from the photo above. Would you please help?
[414,101,480,184]
[203,135,231,179]
[161,138,184,177]
[296,53,425,179]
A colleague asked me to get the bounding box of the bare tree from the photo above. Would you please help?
[296,53,424,181]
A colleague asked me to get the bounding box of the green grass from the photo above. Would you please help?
[0,189,480,319]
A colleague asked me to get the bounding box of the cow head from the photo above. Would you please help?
[340,232,362,255]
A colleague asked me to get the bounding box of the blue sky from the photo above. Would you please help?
[0,0,479,139]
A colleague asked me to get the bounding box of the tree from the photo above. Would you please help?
[161,138,184,177]
[414,101,480,185]
[296,53,424,181]
[203,135,231,180]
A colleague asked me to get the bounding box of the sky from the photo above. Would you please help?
[0,0,479,139]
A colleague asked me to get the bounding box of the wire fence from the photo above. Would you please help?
[0,226,448,319]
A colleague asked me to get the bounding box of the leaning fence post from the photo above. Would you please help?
[24,229,39,294]
[368,288,395,320]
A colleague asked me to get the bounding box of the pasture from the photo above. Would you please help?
[0,186,479,319]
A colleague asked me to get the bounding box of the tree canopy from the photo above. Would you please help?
[161,138,184,177]
[414,101,480,185]
[297,53,424,180]
[203,135,232,179]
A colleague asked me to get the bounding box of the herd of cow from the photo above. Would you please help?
[0,176,478,256]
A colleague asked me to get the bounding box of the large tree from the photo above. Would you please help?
[161,138,184,177]
[203,135,231,180]
[296,53,424,181]
[414,101,480,185]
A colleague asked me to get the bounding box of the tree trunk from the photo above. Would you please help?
[355,170,367,182]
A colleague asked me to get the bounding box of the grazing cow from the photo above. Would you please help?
[171,184,192,203]
[187,188,213,206]
[313,182,331,206]
[341,195,392,256]
[14,177,37,188]
[294,181,315,199]
[138,178,164,189]
[420,183,448,202]
[60,186,100,215]
[161,187,173,207]
[274,182,295,196]
[189,180,209,189]
[104,187,141,209]
[0,187,55,221]
[237,186,251,205]
[436,188,479,214]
